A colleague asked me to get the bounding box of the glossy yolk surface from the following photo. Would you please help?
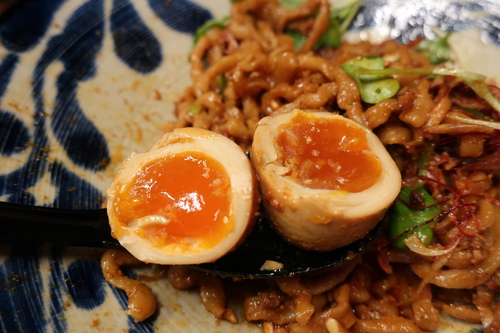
[276,113,382,192]
[113,151,233,249]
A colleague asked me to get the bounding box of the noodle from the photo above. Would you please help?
[103,0,500,331]
[166,265,238,323]
[100,250,157,322]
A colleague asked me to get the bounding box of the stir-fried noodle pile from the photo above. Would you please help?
[102,0,500,331]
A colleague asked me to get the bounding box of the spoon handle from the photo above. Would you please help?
[0,202,122,250]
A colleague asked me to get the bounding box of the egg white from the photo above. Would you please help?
[106,128,259,265]
[251,109,402,251]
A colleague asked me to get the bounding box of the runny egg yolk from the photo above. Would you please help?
[276,112,382,193]
[113,151,233,249]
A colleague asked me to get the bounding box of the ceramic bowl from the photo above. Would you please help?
[0,0,499,331]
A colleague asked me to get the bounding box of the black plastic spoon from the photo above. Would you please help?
[0,201,380,279]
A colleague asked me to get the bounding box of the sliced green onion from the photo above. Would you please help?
[447,112,500,130]
[389,187,440,249]
[283,0,363,50]
[188,104,201,115]
[342,55,387,80]
[286,29,308,50]
[279,0,307,10]
[416,144,434,186]
[452,106,489,120]
[216,74,227,95]
[336,0,362,35]
[314,0,362,49]
[193,16,230,46]
[315,16,341,49]
[341,56,400,104]
[341,65,500,114]
[461,77,500,116]
[357,78,400,104]
[414,31,452,65]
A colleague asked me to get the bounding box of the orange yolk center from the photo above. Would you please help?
[113,151,233,248]
[276,113,382,192]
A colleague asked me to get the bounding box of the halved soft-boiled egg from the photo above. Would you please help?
[251,109,401,252]
[106,128,259,265]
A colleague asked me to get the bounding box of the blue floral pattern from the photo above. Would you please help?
[0,0,498,331]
